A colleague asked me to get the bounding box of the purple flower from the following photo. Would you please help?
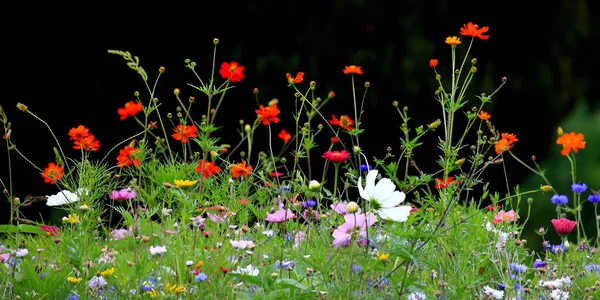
[305,199,317,207]
[551,244,567,253]
[351,264,362,272]
[276,260,296,270]
[571,183,587,193]
[510,263,527,273]
[109,188,136,201]
[88,276,107,289]
[588,195,600,203]
[195,273,208,282]
[533,259,547,268]
[359,164,372,172]
[550,194,568,205]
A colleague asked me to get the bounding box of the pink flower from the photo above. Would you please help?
[40,225,59,237]
[109,188,136,201]
[330,202,362,215]
[551,218,577,235]
[265,208,296,222]
[230,240,255,249]
[207,213,228,223]
[322,150,351,163]
[492,210,520,224]
[0,253,10,262]
[294,231,306,248]
[109,228,132,241]
[332,212,377,248]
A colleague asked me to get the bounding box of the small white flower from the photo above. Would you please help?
[406,291,427,300]
[549,289,569,300]
[46,188,88,206]
[482,285,504,299]
[357,170,412,222]
[231,264,260,276]
[149,245,167,255]
[262,229,274,237]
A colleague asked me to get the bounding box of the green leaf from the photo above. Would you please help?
[0,224,47,235]
[276,278,308,291]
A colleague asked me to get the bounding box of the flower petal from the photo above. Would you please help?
[377,205,412,222]
[379,191,406,207]
[358,170,378,200]
[372,178,396,201]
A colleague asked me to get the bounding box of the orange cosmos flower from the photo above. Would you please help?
[477,111,491,121]
[445,36,461,46]
[68,125,90,141]
[42,162,64,184]
[117,145,141,168]
[278,129,291,143]
[429,59,439,68]
[255,104,280,125]
[459,22,490,40]
[118,100,143,120]
[434,176,458,189]
[342,65,363,75]
[171,124,198,143]
[73,134,100,151]
[494,133,519,155]
[329,114,354,130]
[322,150,351,163]
[231,161,253,178]
[195,159,220,178]
[556,132,586,156]
[286,72,304,84]
[218,61,245,82]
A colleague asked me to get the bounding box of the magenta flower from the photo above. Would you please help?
[322,150,351,163]
[109,188,136,201]
[40,225,59,237]
[109,228,132,241]
[265,208,296,222]
[332,212,377,248]
[551,218,577,236]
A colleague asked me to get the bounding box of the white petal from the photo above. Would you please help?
[357,176,369,200]
[380,191,406,207]
[372,178,396,201]
[365,170,378,192]
[358,170,379,200]
[46,190,79,206]
[377,205,412,222]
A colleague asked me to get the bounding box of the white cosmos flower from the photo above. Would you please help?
[231,264,260,276]
[357,170,412,222]
[46,188,88,206]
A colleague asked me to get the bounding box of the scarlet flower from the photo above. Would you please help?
[270,171,283,177]
[477,111,491,121]
[485,205,501,211]
[429,59,439,68]
[551,218,577,235]
[329,114,354,130]
[459,22,490,40]
[286,72,304,84]
[42,162,64,184]
[117,145,141,168]
[494,133,519,155]
[218,61,245,82]
[117,100,143,120]
[73,134,100,151]
[322,150,351,163]
[171,124,198,143]
[68,125,90,141]
[445,36,461,46]
[434,176,458,189]
[231,161,253,178]
[330,136,340,144]
[195,159,220,178]
[556,132,586,156]
[238,199,250,205]
[278,129,291,143]
[342,65,363,75]
[255,104,281,125]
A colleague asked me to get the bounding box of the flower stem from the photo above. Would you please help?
[27,111,70,172]
[332,163,340,201]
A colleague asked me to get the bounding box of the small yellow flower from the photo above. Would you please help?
[63,214,80,225]
[101,267,116,277]
[174,179,198,188]
[67,276,82,283]
[165,282,185,294]
[146,289,159,297]
[376,251,390,262]
[445,36,461,46]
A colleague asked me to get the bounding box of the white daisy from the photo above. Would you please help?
[357,170,412,222]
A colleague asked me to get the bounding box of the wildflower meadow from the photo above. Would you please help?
[1,22,599,299]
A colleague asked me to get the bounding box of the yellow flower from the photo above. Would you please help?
[63,214,80,225]
[67,276,82,283]
[101,267,116,277]
[376,251,390,262]
[445,36,461,46]
[165,282,185,294]
[146,289,159,297]
[174,179,198,188]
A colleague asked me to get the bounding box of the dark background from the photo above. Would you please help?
[2,1,599,228]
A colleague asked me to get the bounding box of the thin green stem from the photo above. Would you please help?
[26,111,70,172]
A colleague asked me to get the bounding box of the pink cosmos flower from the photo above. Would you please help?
[109,188,136,201]
[109,228,132,241]
[492,210,520,224]
[332,212,377,248]
[265,202,296,222]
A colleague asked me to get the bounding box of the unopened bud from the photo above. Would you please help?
[253,87,259,94]
[456,158,465,166]
[268,99,279,106]
[428,120,441,129]
[328,91,335,98]
[134,91,140,97]
[159,66,165,73]
[346,202,359,213]
[308,180,320,191]
[392,100,398,107]
[244,124,251,132]
[79,204,90,211]
[557,127,563,136]
[213,38,219,45]
[540,185,552,192]
[364,82,370,88]
[527,197,533,205]
[353,146,361,154]
[502,76,507,82]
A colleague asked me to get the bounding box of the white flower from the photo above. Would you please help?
[46,188,88,206]
[231,264,260,276]
[482,286,504,299]
[406,291,427,300]
[549,289,569,300]
[357,170,411,222]
[149,245,167,255]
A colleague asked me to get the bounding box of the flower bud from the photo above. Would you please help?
[501,76,507,82]
[527,197,533,205]
[346,201,359,213]
[159,66,165,73]
[308,180,320,191]
[353,146,362,154]
[540,185,552,192]
[328,91,335,98]
[392,100,398,107]
[557,127,563,136]
[268,99,279,106]
[79,204,90,211]
[253,87,259,94]
[244,124,251,132]
[213,38,219,45]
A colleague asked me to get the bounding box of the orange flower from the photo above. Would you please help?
[286,72,304,84]
[73,134,100,151]
[477,111,491,121]
[231,161,253,178]
[494,133,519,155]
[434,176,458,189]
[329,114,354,130]
[556,132,586,156]
[218,61,245,82]
[171,124,198,143]
[330,136,339,144]
[118,101,143,120]
[117,145,141,168]
[429,59,439,68]
[255,104,281,125]
[342,65,363,75]
[42,162,64,184]
[445,36,461,46]
[278,129,291,143]
[459,22,490,40]
[195,159,220,178]
[68,125,90,141]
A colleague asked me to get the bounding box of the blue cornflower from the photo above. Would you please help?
[195,273,208,282]
[497,284,505,290]
[514,283,521,290]
[276,260,296,269]
[66,294,79,300]
[359,164,372,172]
[551,244,567,253]
[510,263,527,274]
[542,241,551,250]
[140,278,156,291]
[533,259,547,268]
[351,264,362,272]
[88,276,107,289]
[588,194,600,203]
[285,232,293,241]
[585,263,600,273]
[550,194,568,205]
[306,199,317,207]
[571,183,587,193]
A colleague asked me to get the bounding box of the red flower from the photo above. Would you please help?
[73,134,100,151]
[195,159,220,178]
[329,114,354,131]
[117,100,143,120]
[495,133,519,155]
[286,72,304,84]
[485,205,501,211]
[219,266,231,274]
[429,59,438,68]
[551,218,577,235]
[434,177,458,189]
[278,129,291,143]
[40,225,59,237]
[255,104,281,125]
[342,65,363,75]
[459,22,490,40]
[270,171,283,177]
[171,124,198,143]
[117,145,141,168]
[219,61,245,82]
[322,150,351,163]
[42,162,64,184]
[556,132,586,156]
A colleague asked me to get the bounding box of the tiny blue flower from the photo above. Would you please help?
[588,195,600,203]
[306,199,317,207]
[514,283,521,290]
[66,294,79,300]
[510,263,527,274]
[550,194,568,205]
[533,259,547,268]
[542,241,551,250]
[497,284,505,290]
[285,232,293,241]
[551,244,567,253]
[351,264,362,272]
[359,164,372,172]
[195,273,208,282]
[571,183,587,193]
